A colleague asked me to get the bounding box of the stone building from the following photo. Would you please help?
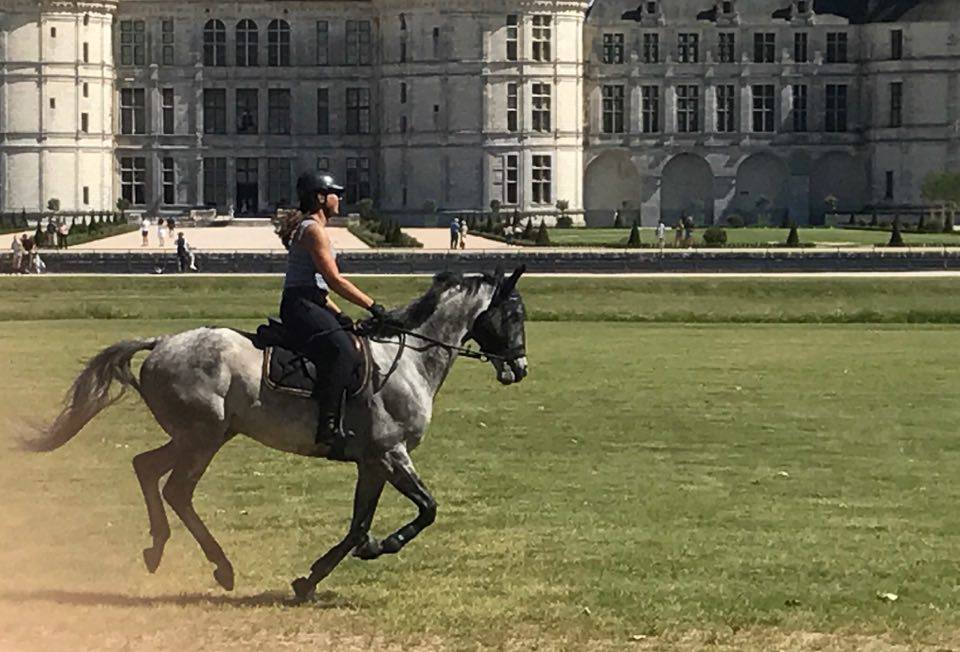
[0,0,958,224]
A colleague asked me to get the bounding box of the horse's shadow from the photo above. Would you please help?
[0,587,354,609]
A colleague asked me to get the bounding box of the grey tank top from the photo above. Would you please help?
[283,219,334,291]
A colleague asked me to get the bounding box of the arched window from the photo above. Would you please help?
[236,19,258,66]
[203,19,226,67]
[268,19,291,66]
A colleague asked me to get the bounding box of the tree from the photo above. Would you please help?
[626,222,642,247]
[888,217,905,247]
[824,195,839,213]
[922,172,960,234]
[786,224,800,247]
[535,220,551,245]
[521,219,533,241]
[116,197,131,222]
[489,199,501,215]
[47,198,60,213]
[357,198,376,221]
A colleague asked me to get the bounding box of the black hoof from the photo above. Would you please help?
[213,562,235,591]
[291,576,314,601]
[353,536,382,561]
[380,535,403,555]
[142,546,163,574]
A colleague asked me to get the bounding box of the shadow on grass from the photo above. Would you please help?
[0,588,357,609]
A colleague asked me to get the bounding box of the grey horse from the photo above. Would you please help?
[23,268,528,599]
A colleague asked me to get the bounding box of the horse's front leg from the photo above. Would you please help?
[291,461,385,600]
[355,446,436,560]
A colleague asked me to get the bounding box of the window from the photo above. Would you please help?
[721,1,734,14]
[317,88,329,134]
[716,84,735,133]
[345,157,370,204]
[603,33,624,64]
[400,115,408,133]
[643,33,659,63]
[885,171,894,200]
[646,1,658,13]
[346,20,372,65]
[82,83,89,97]
[506,15,518,61]
[119,20,145,66]
[432,104,440,129]
[531,82,551,132]
[120,156,146,205]
[161,88,174,134]
[346,87,370,134]
[795,0,810,14]
[49,98,56,109]
[120,88,145,134]
[791,84,808,132]
[891,29,903,60]
[602,85,625,134]
[678,33,699,63]
[267,88,291,134]
[267,19,290,67]
[507,82,518,132]
[718,33,736,63]
[825,83,848,132]
[161,19,174,65]
[236,19,258,67]
[826,32,848,63]
[202,157,227,208]
[505,154,519,204]
[51,27,56,38]
[889,81,903,128]
[794,32,808,63]
[267,158,292,207]
[316,21,329,65]
[83,42,89,63]
[754,33,775,63]
[400,82,407,104]
[236,88,259,134]
[432,26,440,59]
[676,85,699,132]
[317,157,330,172]
[236,158,258,212]
[531,155,551,204]
[203,19,226,67]
[532,15,551,62]
[400,38,407,63]
[641,86,659,133]
[751,84,775,132]
[162,157,176,204]
[83,187,90,205]
[203,88,226,134]
[80,112,89,133]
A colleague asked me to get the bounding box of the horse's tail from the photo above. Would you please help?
[21,338,159,453]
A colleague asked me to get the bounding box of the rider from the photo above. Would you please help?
[279,170,392,457]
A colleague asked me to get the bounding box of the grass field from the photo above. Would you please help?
[3,277,960,651]
[547,227,960,248]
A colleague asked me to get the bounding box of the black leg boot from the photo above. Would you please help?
[314,388,354,461]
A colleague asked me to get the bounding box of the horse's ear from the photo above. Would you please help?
[498,265,526,299]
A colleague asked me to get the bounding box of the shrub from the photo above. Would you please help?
[556,214,574,228]
[870,212,879,227]
[521,220,533,240]
[535,221,551,245]
[703,226,728,246]
[888,218,905,247]
[626,223,642,247]
[726,214,744,228]
[489,199,501,215]
[47,198,60,212]
[848,214,856,226]
[922,216,944,233]
[357,198,376,220]
[786,224,800,247]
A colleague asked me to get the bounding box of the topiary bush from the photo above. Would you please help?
[726,214,744,228]
[626,223,641,247]
[521,219,533,240]
[556,215,573,228]
[888,218,905,247]
[702,226,728,246]
[786,224,800,247]
[535,221,551,245]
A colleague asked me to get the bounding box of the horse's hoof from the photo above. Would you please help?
[291,576,314,601]
[353,536,382,560]
[213,563,234,591]
[380,534,403,555]
[142,546,163,573]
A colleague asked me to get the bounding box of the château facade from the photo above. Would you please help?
[0,0,958,224]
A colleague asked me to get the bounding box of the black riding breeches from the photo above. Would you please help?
[279,286,356,398]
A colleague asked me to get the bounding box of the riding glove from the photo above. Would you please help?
[334,311,354,331]
[368,302,389,321]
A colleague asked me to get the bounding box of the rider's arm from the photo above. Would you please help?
[302,224,376,310]
[325,296,343,314]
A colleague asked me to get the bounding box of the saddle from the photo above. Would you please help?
[250,318,371,399]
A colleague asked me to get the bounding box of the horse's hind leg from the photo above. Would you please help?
[162,439,234,590]
[132,441,177,573]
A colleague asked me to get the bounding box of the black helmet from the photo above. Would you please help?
[297,171,343,198]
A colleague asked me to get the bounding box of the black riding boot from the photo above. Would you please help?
[313,385,353,461]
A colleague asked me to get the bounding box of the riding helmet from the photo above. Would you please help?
[296,171,344,199]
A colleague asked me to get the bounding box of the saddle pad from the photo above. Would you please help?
[262,347,319,398]
[261,336,371,399]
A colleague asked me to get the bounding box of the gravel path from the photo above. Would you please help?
[70,225,368,251]
[402,228,516,250]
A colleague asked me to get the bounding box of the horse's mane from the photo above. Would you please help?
[391,272,494,329]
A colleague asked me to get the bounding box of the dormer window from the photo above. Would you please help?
[646,1,658,14]
[721,1,734,14]
[794,1,811,15]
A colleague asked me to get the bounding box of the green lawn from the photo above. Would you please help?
[547,227,960,248]
[3,278,960,650]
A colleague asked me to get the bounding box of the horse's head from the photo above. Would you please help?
[468,266,528,385]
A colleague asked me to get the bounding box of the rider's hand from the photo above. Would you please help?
[368,302,389,322]
[334,311,354,331]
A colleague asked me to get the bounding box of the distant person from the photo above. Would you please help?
[21,233,35,272]
[449,218,460,249]
[673,220,683,247]
[176,232,198,272]
[10,233,23,272]
[684,215,694,247]
[459,218,468,250]
[140,216,151,246]
[58,220,70,249]
[166,216,176,232]
[157,220,167,247]
[656,219,666,248]
[46,219,57,249]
